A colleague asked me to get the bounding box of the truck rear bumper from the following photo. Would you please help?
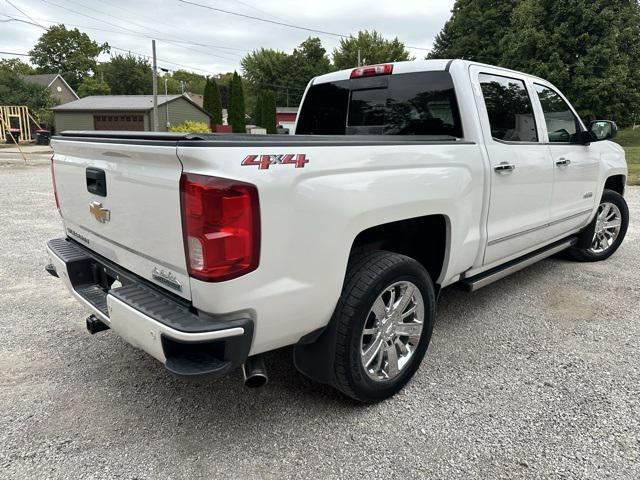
[46,237,254,377]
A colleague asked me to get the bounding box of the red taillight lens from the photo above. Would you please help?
[180,173,260,282]
[50,157,60,210]
[350,64,393,79]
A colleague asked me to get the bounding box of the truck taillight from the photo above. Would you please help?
[180,173,260,282]
[350,64,393,79]
[50,157,60,210]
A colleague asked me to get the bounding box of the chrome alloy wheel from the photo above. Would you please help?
[589,201,622,254]
[360,281,424,382]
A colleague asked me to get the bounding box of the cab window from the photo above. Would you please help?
[479,73,538,142]
[534,84,582,143]
[296,71,463,137]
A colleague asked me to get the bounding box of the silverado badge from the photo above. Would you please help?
[89,201,110,223]
[151,267,182,291]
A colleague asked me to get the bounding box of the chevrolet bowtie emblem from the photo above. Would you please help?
[89,201,110,223]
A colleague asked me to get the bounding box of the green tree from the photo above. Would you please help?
[241,37,333,107]
[500,0,640,125]
[0,58,34,76]
[228,71,246,133]
[29,25,108,90]
[427,0,517,63]
[0,70,53,123]
[253,91,264,126]
[203,77,223,125]
[77,76,111,97]
[101,54,152,95]
[261,90,277,133]
[172,70,207,94]
[429,0,640,125]
[332,30,412,70]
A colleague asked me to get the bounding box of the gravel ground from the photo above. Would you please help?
[1,163,639,479]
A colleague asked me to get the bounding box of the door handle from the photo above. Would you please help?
[494,162,516,173]
[555,157,571,167]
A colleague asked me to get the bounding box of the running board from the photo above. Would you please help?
[460,237,577,292]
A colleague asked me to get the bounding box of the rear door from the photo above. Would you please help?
[52,137,191,299]
[531,83,599,237]
[470,66,555,265]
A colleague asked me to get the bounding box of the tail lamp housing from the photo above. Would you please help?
[180,173,260,282]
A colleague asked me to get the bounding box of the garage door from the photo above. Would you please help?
[94,113,145,131]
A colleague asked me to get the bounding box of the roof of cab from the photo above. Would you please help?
[310,58,548,86]
[311,59,452,85]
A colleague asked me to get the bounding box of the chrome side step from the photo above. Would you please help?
[460,237,577,292]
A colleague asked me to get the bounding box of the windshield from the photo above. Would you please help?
[296,71,463,137]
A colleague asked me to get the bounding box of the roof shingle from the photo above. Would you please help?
[52,95,183,111]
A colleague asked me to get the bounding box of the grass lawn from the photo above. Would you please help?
[614,128,640,185]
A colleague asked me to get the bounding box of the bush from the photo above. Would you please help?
[168,121,210,133]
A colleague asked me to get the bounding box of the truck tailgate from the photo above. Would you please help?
[52,138,190,299]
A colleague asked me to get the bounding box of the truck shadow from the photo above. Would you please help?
[47,256,587,441]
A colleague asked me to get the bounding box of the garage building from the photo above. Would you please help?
[52,95,211,133]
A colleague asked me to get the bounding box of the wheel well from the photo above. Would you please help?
[350,215,448,284]
[604,175,625,195]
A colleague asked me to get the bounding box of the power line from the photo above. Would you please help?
[177,0,431,51]
[230,0,291,23]
[5,0,45,28]
[0,51,30,56]
[178,0,349,38]
[1,13,46,29]
[55,0,244,59]
[37,0,241,62]
[2,13,247,54]
[0,15,225,76]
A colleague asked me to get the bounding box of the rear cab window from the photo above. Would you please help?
[478,73,538,143]
[296,71,463,138]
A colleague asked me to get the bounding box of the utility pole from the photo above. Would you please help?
[151,40,159,131]
[164,77,170,128]
[357,49,361,67]
[180,80,185,94]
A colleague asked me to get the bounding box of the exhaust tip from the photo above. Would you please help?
[244,372,268,388]
[242,355,268,388]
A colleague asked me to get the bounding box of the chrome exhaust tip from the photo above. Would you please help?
[242,355,268,388]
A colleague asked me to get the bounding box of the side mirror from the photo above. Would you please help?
[588,120,617,141]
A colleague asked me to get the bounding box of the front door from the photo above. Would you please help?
[531,84,599,237]
[471,67,555,265]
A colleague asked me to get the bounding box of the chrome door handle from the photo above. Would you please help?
[494,162,516,173]
[556,157,571,166]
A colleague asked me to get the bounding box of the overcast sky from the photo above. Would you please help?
[1,0,455,76]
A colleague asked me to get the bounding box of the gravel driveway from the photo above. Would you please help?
[1,163,639,479]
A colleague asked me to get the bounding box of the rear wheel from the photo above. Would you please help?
[332,251,435,403]
[567,189,629,262]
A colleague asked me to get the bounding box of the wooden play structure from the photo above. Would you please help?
[0,106,45,164]
[0,106,36,142]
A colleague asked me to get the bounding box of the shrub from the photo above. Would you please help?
[168,121,210,133]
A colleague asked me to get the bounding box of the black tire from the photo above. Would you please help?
[332,251,436,403]
[566,189,629,262]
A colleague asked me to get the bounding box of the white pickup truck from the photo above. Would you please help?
[46,59,629,402]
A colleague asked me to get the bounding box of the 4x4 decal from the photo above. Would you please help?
[241,154,308,170]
